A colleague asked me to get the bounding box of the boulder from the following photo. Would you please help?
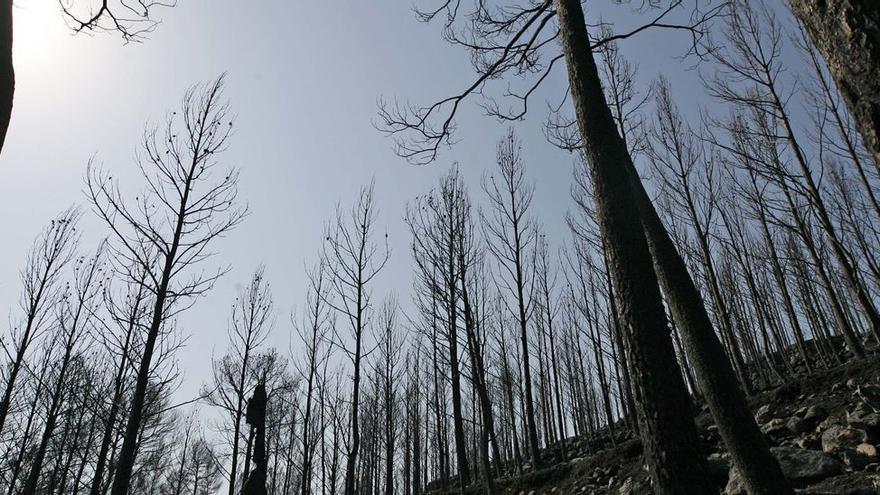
[771,447,842,482]
[724,447,842,494]
[821,424,869,454]
[763,418,793,444]
[788,416,813,435]
[796,434,822,450]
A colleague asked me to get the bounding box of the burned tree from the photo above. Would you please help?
[376,1,786,491]
[321,182,389,495]
[789,0,880,167]
[87,75,246,495]
[0,207,79,439]
[480,129,542,470]
[203,267,275,495]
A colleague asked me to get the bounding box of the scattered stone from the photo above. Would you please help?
[821,424,869,454]
[847,405,880,437]
[763,418,793,443]
[788,416,813,435]
[805,405,829,424]
[857,443,878,458]
[797,436,821,450]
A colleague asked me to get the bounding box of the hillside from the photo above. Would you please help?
[430,355,880,495]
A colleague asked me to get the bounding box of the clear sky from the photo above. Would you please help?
[0,1,764,407]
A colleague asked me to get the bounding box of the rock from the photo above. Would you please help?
[771,447,842,482]
[821,424,869,453]
[763,418,793,443]
[725,447,842,494]
[857,443,878,457]
[847,405,880,437]
[797,434,822,450]
[788,406,828,434]
[755,404,774,424]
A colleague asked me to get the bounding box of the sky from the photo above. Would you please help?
[0,1,757,409]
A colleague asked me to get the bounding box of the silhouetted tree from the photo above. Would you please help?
[87,75,246,495]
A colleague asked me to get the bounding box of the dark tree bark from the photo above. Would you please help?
[0,0,12,158]
[554,1,712,492]
[790,0,880,167]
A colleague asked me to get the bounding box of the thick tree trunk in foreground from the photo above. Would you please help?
[0,0,12,158]
[628,171,793,494]
[554,0,711,492]
[790,0,880,167]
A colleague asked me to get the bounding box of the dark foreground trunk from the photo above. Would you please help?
[0,0,12,157]
[790,0,880,167]
[554,0,712,492]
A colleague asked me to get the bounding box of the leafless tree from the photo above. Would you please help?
[203,267,274,495]
[320,182,389,495]
[293,261,333,495]
[0,207,80,439]
[86,75,246,495]
[480,129,542,469]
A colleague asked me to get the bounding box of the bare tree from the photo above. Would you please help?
[480,129,542,470]
[646,77,752,391]
[22,242,106,494]
[0,207,80,438]
[203,267,274,495]
[86,75,246,495]
[293,261,333,495]
[320,182,389,495]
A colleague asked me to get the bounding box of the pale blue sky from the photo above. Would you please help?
[0,1,781,404]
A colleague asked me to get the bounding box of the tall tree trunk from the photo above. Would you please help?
[627,126,794,495]
[554,1,712,492]
[790,0,880,167]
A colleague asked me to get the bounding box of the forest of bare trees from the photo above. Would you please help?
[1,0,880,494]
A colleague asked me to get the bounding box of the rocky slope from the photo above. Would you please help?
[439,356,880,494]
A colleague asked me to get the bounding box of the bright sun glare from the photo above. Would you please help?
[13,1,69,70]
